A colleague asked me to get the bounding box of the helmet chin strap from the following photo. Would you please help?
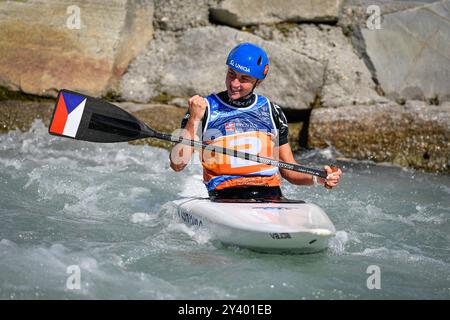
[247,79,260,97]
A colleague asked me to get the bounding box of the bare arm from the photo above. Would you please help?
[169,95,207,172]
[169,118,200,172]
[277,144,342,188]
[277,144,315,185]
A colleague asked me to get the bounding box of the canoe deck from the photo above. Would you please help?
[173,198,336,253]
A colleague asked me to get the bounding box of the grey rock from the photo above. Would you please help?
[119,31,177,102]
[154,0,213,31]
[120,26,324,110]
[361,0,450,102]
[339,0,429,31]
[210,0,343,27]
[404,100,450,128]
[252,23,387,108]
[309,101,450,172]
[0,0,154,97]
[169,97,189,109]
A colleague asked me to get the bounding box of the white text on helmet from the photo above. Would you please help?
[230,60,251,73]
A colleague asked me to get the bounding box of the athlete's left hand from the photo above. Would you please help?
[323,165,342,189]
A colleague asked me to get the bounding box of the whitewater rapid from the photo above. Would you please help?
[1,120,449,299]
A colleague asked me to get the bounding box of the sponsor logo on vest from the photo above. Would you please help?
[178,211,203,227]
[230,60,251,73]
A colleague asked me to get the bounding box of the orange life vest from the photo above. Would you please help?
[201,93,281,191]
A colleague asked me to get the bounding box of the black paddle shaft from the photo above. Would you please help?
[153,131,328,179]
[49,89,328,179]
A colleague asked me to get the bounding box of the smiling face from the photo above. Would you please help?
[225,67,260,100]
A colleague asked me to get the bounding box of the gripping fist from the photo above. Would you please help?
[188,95,207,122]
[323,165,342,189]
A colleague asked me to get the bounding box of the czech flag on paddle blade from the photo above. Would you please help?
[49,91,86,138]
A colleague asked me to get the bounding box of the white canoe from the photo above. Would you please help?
[173,198,336,253]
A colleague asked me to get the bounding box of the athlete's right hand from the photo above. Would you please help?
[188,95,207,122]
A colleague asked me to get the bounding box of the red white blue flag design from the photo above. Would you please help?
[49,91,86,138]
[225,122,236,133]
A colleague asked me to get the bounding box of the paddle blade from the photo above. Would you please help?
[49,89,153,143]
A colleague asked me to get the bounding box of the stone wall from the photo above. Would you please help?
[0,0,449,172]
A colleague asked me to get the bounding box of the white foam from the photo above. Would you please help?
[0,158,23,170]
[440,185,450,194]
[0,239,17,248]
[352,247,450,269]
[319,147,337,160]
[364,204,416,226]
[178,174,208,197]
[130,212,155,223]
[168,222,197,237]
[329,230,349,255]
[79,257,98,272]
[62,185,106,218]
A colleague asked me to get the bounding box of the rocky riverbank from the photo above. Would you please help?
[0,0,448,172]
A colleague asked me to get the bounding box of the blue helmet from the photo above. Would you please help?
[226,43,269,80]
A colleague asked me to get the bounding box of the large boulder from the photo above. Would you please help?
[120,26,324,110]
[309,101,450,172]
[153,0,213,31]
[210,0,343,27]
[361,0,450,102]
[253,23,387,108]
[0,0,154,97]
[339,0,429,31]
